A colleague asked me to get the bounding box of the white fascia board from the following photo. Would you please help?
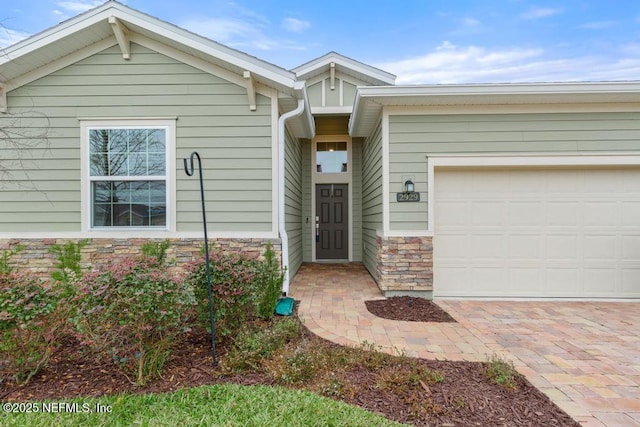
[0,3,114,63]
[104,8,297,91]
[350,82,640,137]
[356,82,640,97]
[1,2,299,95]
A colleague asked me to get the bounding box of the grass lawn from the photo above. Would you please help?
[1,383,403,427]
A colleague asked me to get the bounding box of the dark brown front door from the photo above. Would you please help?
[316,184,348,260]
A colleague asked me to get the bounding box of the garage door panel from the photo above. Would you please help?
[434,167,640,299]
[545,268,580,295]
[545,170,581,192]
[472,268,507,294]
[471,234,505,258]
[547,202,580,226]
[546,235,579,260]
[583,269,617,296]
[472,202,506,226]
[509,268,541,293]
[436,234,470,259]
[508,235,542,258]
[584,202,619,227]
[582,235,617,260]
[622,236,640,259]
[622,202,640,225]
[509,202,544,226]
[623,171,640,191]
[435,201,467,226]
[622,269,640,295]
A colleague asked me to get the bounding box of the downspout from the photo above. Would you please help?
[278,98,305,295]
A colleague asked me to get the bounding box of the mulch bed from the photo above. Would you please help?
[366,296,457,322]
[0,301,579,427]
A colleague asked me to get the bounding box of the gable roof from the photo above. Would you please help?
[293,51,396,86]
[0,1,314,137]
[1,1,294,92]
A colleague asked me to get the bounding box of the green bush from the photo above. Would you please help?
[0,271,58,384]
[72,257,196,384]
[141,240,171,264]
[255,242,285,320]
[225,316,302,372]
[185,244,285,338]
[485,353,518,390]
[48,239,88,285]
[0,245,24,275]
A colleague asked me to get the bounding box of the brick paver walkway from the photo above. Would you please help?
[289,263,640,427]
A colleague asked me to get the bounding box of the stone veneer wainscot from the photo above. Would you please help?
[0,238,282,277]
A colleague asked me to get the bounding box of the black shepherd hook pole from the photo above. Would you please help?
[184,151,217,367]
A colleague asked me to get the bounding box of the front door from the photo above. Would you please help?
[315,184,348,259]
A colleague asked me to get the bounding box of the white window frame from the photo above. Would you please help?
[80,118,177,234]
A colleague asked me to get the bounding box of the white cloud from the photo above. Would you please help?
[282,17,311,33]
[578,21,616,30]
[0,27,30,48]
[377,41,640,84]
[521,7,562,20]
[56,1,103,13]
[181,17,306,52]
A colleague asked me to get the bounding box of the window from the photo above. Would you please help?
[316,141,347,173]
[85,123,171,229]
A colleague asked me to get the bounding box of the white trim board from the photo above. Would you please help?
[426,152,640,233]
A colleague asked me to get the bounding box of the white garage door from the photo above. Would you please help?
[434,167,640,299]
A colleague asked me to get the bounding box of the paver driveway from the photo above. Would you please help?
[289,263,640,427]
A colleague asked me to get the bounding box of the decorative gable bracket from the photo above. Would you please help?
[108,16,131,60]
[0,83,6,113]
[243,71,257,111]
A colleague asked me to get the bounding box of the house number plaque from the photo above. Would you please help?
[396,192,420,202]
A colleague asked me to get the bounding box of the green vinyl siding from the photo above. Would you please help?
[351,138,363,262]
[284,128,303,279]
[307,82,322,108]
[306,79,362,109]
[324,78,340,106]
[0,42,273,233]
[389,112,640,231]
[362,121,383,276]
[343,82,357,107]
[301,140,312,262]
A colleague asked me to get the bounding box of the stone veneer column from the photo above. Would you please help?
[375,235,433,297]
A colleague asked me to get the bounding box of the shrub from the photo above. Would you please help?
[48,239,88,284]
[141,240,171,264]
[0,245,24,275]
[485,353,518,390]
[185,251,262,337]
[224,316,302,372]
[185,244,285,337]
[72,257,196,384]
[254,242,285,320]
[0,271,58,384]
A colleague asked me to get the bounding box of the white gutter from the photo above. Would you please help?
[278,98,306,294]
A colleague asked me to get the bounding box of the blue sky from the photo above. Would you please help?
[1,0,639,84]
